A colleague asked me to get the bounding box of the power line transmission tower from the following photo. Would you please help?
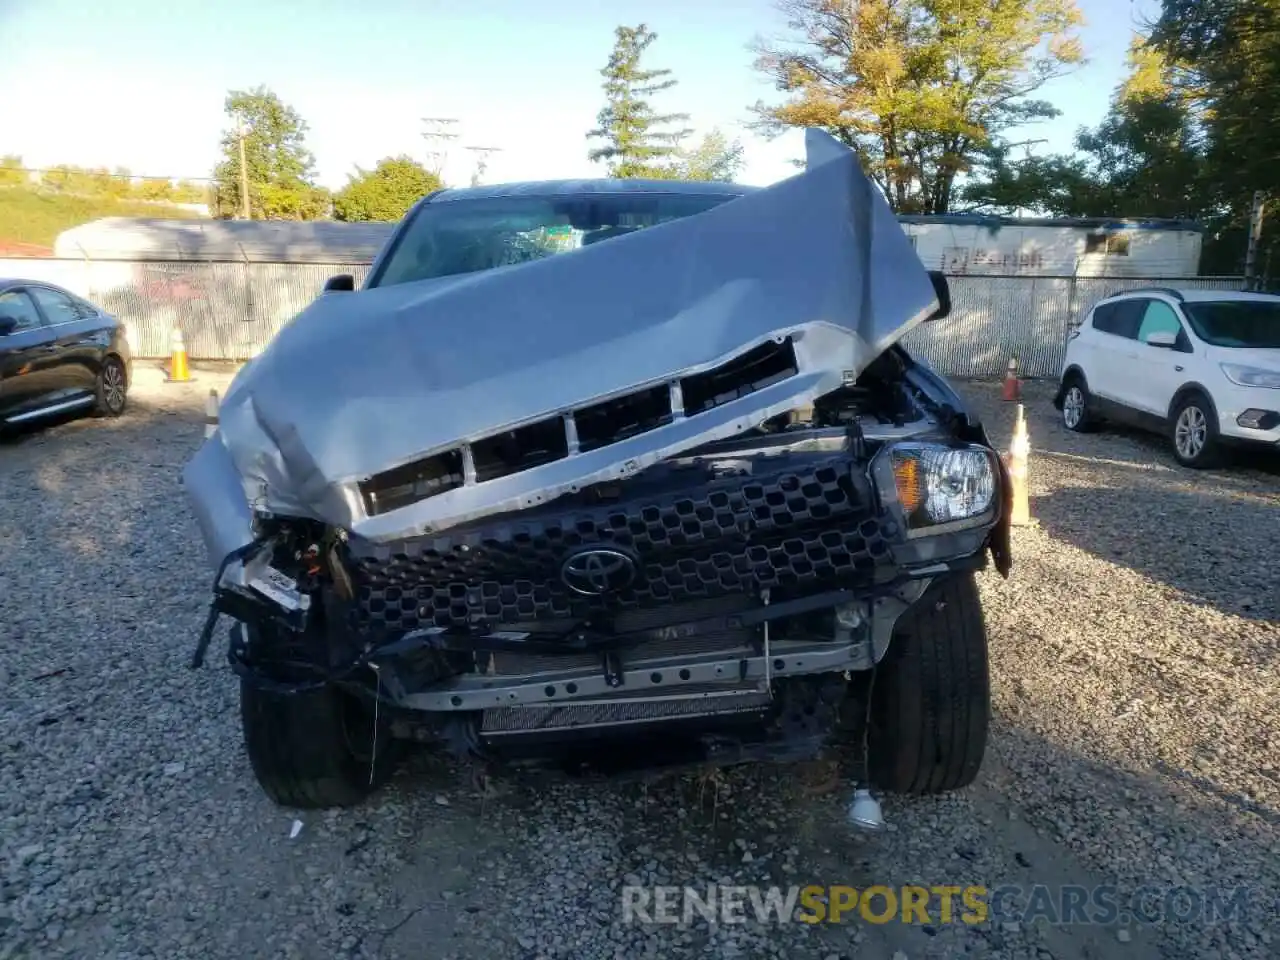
[421,117,460,178]
[465,145,502,186]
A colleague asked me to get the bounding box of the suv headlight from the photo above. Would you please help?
[873,442,998,537]
[1220,363,1280,389]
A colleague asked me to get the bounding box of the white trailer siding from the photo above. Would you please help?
[899,217,1203,277]
[53,214,1204,277]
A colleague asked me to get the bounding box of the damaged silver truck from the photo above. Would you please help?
[182,130,1012,812]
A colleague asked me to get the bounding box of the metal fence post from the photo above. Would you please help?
[238,242,256,362]
[1064,273,1079,358]
[1028,276,1038,376]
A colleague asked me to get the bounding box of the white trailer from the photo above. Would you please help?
[898,215,1204,278]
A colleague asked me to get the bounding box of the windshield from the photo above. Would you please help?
[367,192,743,289]
[1182,299,1280,348]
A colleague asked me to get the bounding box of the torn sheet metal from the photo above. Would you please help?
[183,129,939,563]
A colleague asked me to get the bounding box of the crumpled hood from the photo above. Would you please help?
[184,129,941,560]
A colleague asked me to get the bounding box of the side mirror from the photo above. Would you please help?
[1145,331,1178,348]
[322,274,356,294]
[925,271,951,321]
[0,316,17,336]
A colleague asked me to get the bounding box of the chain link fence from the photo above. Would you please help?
[902,273,1247,378]
[0,258,371,360]
[0,258,1245,378]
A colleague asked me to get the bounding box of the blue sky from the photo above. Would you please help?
[0,0,1159,191]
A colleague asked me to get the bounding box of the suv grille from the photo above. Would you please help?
[349,454,894,633]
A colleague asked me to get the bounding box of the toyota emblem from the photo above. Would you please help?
[560,546,638,596]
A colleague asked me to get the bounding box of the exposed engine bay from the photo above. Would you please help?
[190,343,1010,774]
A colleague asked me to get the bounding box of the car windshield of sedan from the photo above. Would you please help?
[366,192,741,289]
[1182,299,1280,348]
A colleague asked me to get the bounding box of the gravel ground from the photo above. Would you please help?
[1,364,1277,960]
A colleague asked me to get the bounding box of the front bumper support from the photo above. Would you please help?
[396,637,858,712]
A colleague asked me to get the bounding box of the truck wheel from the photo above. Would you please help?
[867,573,989,795]
[240,674,402,809]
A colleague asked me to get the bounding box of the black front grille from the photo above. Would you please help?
[349,453,894,634]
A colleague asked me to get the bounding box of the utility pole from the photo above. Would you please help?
[421,117,460,179]
[465,145,502,187]
[1006,138,1049,160]
[236,117,251,220]
[1245,190,1266,290]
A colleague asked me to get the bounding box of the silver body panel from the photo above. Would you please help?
[183,130,940,565]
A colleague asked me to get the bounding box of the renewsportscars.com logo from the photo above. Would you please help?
[621,884,1253,928]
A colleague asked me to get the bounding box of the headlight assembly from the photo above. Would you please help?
[873,442,998,537]
[1220,363,1280,389]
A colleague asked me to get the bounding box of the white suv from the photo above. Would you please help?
[1053,287,1280,468]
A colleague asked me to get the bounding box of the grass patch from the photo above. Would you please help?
[0,186,203,247]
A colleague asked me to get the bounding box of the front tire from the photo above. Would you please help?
[240,655,403,809]
[867,574,990,795]
[1059,375,1097,433]
[94,355,128,417]
[1170,392,1221,469]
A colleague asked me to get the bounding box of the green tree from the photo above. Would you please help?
[959,146,1097,215]
[333,155,443,222]
[1153,0,1279,200]
[750,0,1084,213]
[672,129,745,182]
[587,24,694,177]
[1151,0,1280,275]
[962,35,1206,219]
[83,168,118,197]
[107,167,135,199]
[137,177,176,202]
[1070,38,1205,217]
[172,180,207,204]
[211,86,329,220]
[42,165,98,195]
[0,155,25,187]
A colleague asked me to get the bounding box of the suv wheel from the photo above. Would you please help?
[867,574,989,795]
[238,620,404,808]
[1170,393,1221,469]
[1059,376,1096,432]
[241,677,403,808]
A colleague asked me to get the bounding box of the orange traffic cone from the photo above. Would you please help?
[1001,357,1021,402]
[165,328,193,383]
[1007,404,1036,528]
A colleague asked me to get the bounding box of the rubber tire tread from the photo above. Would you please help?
[93,355,128,417]
[868,573,990,795]
[1062,374,1098,433]
[1169,392,1222,470]
[240,679,398,809]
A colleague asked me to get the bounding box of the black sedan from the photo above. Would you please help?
[0,278,131,428]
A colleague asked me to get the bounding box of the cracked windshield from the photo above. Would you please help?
[371,193,734,287]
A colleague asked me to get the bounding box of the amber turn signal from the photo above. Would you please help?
[891,453,924,514]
